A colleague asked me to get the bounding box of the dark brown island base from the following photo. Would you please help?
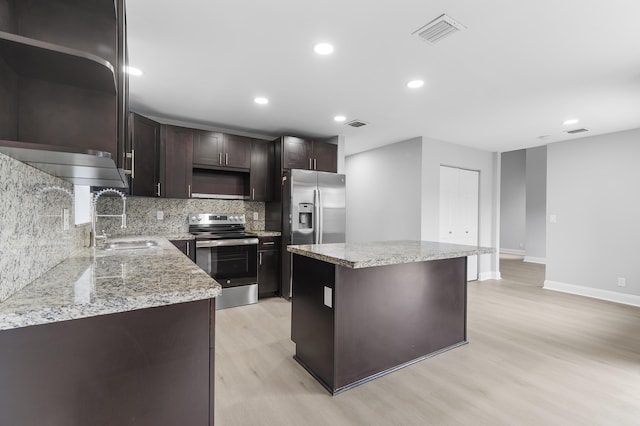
[288,240,494,395]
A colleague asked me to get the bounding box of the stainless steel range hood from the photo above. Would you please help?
[0,140,128,188]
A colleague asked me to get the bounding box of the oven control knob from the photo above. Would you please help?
[230,216,237,221]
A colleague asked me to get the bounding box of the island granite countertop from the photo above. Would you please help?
[0,237,221,331]
[287,240,495,269]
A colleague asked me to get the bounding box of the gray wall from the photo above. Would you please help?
[500,149,526,253]
[546,128,640,300]
[345,136,499,280]
[525,145,547,262]
[345,138,422,242]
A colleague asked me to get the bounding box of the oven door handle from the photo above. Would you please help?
[195,238,259,248]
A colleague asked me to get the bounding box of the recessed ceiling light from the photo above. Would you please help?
[314,43,334,55]
[254,97,269,105]
[123,66,143,76]
[563,118,579,125]
[334,115,346,122]
[407,79,424,89]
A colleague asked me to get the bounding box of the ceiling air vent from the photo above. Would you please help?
[413,14,466,44]
[566,128,589,134]
[345,119,368,128]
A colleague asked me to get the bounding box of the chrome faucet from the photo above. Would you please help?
[91,188,127,247]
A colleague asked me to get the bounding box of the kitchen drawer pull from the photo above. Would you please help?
[219,152,222,165]
[156,182,161,197]
[225,152,228,165]
[262,241,275,245]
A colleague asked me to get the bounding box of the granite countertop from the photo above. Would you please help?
[255,231,281,237]
[0,237,221,331]
[157,231,281,239]
[287,240,495,269]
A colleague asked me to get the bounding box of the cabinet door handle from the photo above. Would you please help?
[188,184,191,198]
[156,182,161,197]
[314,158,317,170]
[219,152,222,165]
[252,188,255,200]
[225,152,228,165]
[186,242,190,256]
[309,158,312,169]
[262,241,275,245]
[130,149,135,179]
[259,252,263,265]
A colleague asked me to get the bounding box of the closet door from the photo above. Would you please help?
[439,166,480,281]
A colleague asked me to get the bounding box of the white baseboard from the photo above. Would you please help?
[543,280,640,308]
[478,271,501,281]
[500,248,525,256]
[524,256,546,264]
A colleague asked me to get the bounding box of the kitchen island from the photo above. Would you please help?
[288,240,494,395]
[0,237,220,425]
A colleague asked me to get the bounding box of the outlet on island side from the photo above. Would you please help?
[617,277,627,287]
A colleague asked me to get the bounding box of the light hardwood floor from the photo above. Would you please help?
[215,261,640,425]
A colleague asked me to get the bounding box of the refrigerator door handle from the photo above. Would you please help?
[313,189,320,244]
[317,189,323,244]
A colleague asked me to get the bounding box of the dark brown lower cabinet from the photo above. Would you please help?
[258,237,280,297]
[170,239,196,262]
[291,254,467,395]
[0,299,215,426]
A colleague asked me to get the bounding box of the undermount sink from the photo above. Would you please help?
[103,240,159,250]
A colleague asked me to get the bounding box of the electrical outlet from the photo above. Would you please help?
[549,214,557,223]
[253,212,259,220]
[62,208,70,231]
[157,210,164,220]
[617,277,626,287]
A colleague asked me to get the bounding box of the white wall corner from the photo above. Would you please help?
[478,271,501,281]
[543,280,640,308]
[523,256,546,264]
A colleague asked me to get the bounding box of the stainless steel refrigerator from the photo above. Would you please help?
[281,169,346,298]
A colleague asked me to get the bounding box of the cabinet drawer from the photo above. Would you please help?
[259,236,280,250]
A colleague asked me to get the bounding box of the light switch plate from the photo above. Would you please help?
[253,212,259,220]
[324,286,333,308]
[62,208,70,231]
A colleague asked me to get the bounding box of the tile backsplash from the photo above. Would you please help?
[0,153,88,302]
[94,196,266,237]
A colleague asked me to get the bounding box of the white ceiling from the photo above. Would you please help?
[126,0,640,156]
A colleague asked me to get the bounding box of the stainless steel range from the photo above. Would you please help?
[189,213,258,310]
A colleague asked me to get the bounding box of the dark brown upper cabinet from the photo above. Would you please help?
[282,136,313,170]
[160,125,193,199]
[127,113,160,197]
[193,131,251,171]
[281,136,337,173]
[250,140,273,202]
[313,141,338,172]
[0,0,127,166]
